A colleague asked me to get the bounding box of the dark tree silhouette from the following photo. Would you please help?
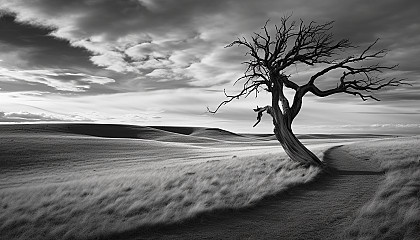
[210,16,406,168]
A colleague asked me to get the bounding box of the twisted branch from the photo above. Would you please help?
[209,16,408,126]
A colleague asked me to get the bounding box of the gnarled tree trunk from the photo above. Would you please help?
[270,77,325,168]
[273,118,324,167]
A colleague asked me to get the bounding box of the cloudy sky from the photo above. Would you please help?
[0,0,419,134]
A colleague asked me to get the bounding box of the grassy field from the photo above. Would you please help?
[0,153,321,240]
[0,124,342,240]
[0,124,417,240]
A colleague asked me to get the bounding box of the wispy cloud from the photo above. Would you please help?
[0,67,115,92]
[0,111,90,122]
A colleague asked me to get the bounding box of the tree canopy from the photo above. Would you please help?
[210,16,407,167]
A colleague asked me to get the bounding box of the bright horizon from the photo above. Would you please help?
[1,0,419,134]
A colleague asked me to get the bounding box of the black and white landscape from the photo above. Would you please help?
[0,1,419,240]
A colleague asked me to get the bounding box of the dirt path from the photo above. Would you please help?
[106,145,385,240]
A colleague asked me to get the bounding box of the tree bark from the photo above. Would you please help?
[269,75,325,168]
[273,114,325,168]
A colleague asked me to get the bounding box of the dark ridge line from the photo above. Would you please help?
[0,123,243,139]
[146,126,201,135]
[151,126,246,138]
[0,123,399,140]
[0,123,266,143]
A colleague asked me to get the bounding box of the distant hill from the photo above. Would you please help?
[0,123,395,143]
[0,124,256,143]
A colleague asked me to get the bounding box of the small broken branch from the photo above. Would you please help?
[253,105,272,127]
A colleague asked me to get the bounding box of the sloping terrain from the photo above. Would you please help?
[110,137,419,240]
[0,124,408,240]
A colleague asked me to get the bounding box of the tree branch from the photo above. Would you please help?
[253,105,272,127]
[211,16,408,126]
[307,76,408,101]
[208,81,264,113]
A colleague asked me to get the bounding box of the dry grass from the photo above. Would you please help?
[1,124,398,240]
[343,136,420,240]
[0,151,321,240]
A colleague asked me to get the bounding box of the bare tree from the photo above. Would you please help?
[210,16,406,167]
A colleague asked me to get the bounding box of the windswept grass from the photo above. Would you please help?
[343,136,420,240]
[0,151,321,240]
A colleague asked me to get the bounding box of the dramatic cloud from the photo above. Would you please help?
[0,0,419,133]
[2,0,419,88]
